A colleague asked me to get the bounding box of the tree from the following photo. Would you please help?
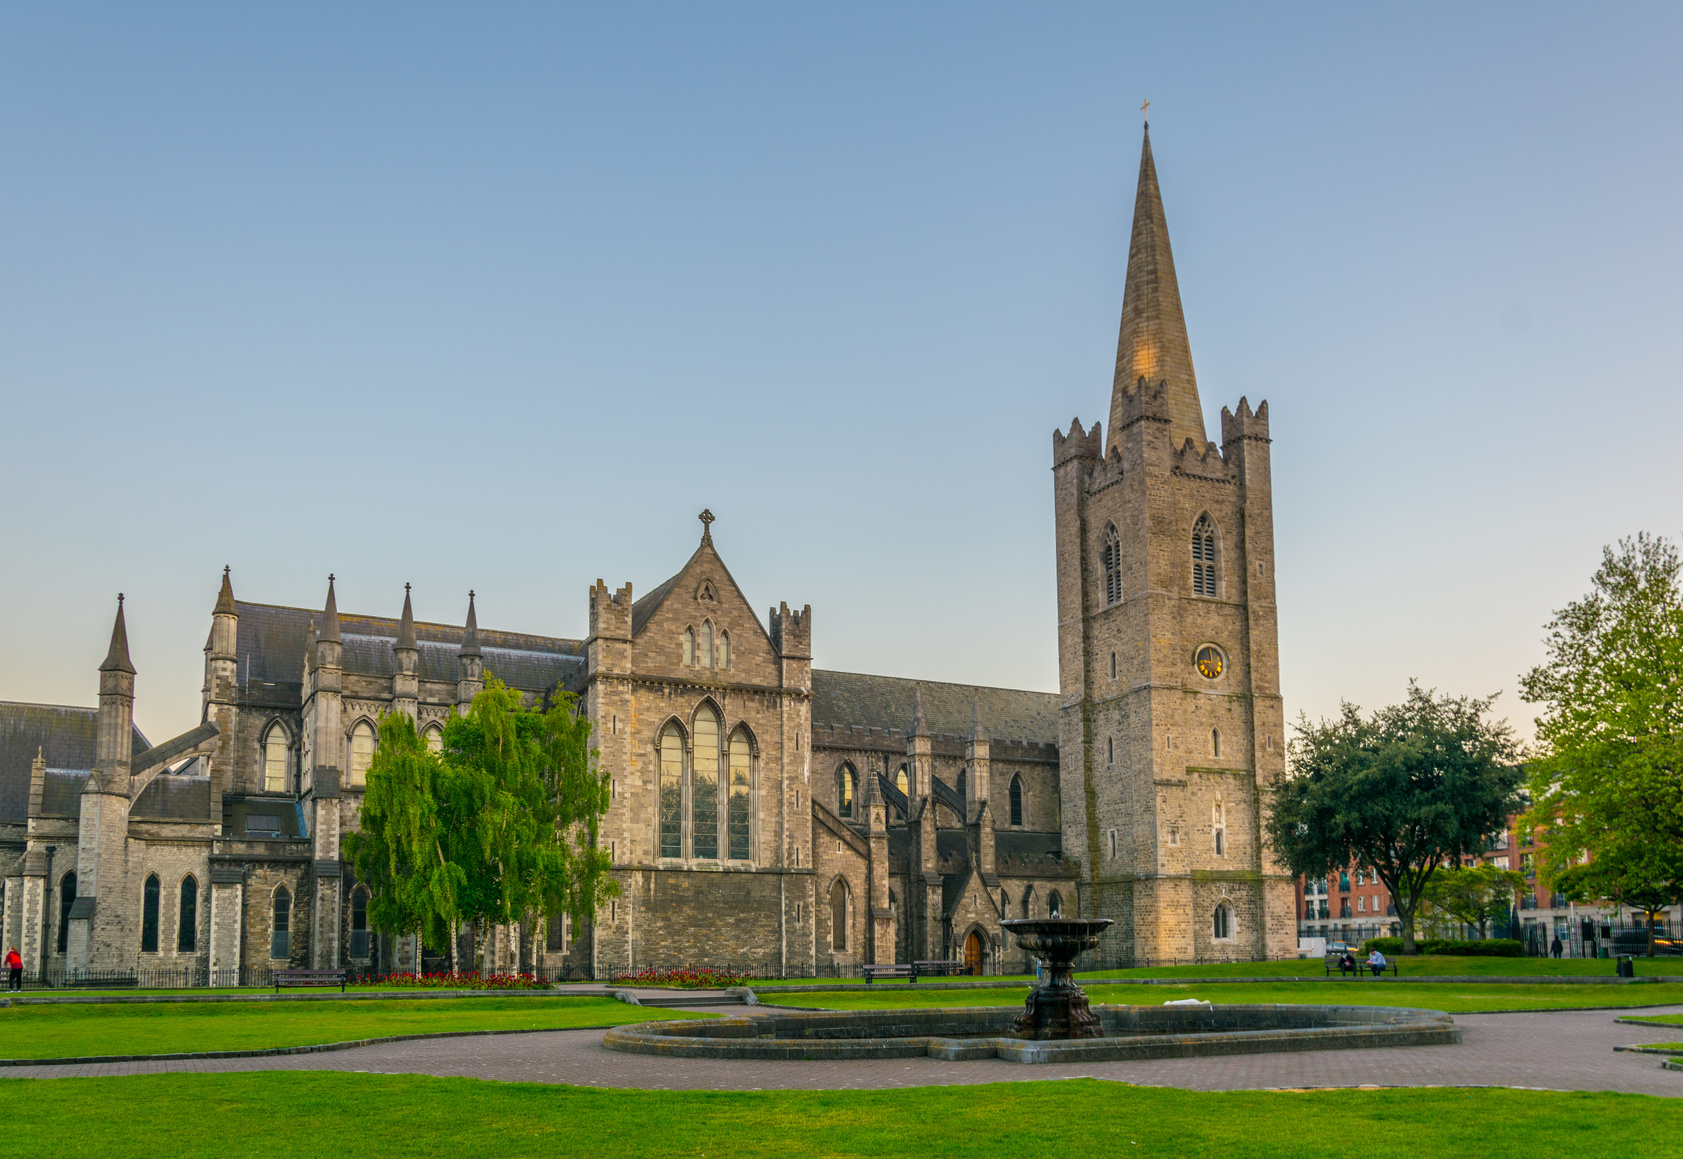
[346,679,617,970]
[1520,534,1683,956]
[1265,683,1523,954]
[1419,862,1526,939]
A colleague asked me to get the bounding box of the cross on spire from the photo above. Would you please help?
[1140,97,1149,124]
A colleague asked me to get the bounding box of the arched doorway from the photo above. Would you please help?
[963,929,985,975]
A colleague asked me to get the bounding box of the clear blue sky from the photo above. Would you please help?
[3,4,1680,745]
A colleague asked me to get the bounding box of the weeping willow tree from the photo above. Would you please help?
[346,679,616,970]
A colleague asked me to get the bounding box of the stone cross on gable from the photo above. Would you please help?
[699,509,715,543]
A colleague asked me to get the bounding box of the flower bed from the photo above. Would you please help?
[608,967,748,989]
[370,971,552,990]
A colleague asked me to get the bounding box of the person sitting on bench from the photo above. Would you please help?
[1339,951,1357,976]
[1367,948,1388,977]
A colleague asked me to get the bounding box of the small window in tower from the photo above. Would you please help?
[1107,736,1113,765]
[1212,729,1220,758]
[1169,825,1181,846]
[1109,829,1117,859]
[1191,514,1219,597]
[1102,524,1123,606]
[1110,651,1117,680]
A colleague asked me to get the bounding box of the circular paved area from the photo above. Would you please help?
[7,1003,1681,1096]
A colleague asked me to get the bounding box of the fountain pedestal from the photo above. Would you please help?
[1002,918,1113,1040]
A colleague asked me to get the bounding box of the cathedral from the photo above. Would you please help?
[0,126,1294,982]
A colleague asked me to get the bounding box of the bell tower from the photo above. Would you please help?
[1053,123,1294,964]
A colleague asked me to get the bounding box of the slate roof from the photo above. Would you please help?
[810,672,1058,746]
[232,601,585,698]
[630,572,683,638]
[133,771,213,822]
[0,703,150,823]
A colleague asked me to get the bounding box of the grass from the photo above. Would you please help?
[1628,1043,1683,1052]
[0,1072,1676,1159]
[774,981,1683,1014]
[0,996,698,1060]
[1619,1012,1683,1025]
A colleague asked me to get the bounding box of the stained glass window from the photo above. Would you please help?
[693,706,719,859]
[178,876,198,952]
[728,730,752,860]
[140,874,160,953]
[659,723,684,858]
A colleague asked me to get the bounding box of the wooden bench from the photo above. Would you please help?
[863,964,915,984]
[1324,960,1398,978]
[274,968,348,993]
[913,960,966,978]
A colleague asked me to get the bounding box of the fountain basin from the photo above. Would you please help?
[602,1003,1459,1064]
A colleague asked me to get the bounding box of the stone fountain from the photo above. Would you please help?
[1002,917,1112,1039]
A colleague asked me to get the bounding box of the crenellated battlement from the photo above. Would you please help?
[1085,444,1126,495]
[1051,417,1102,467]
[770,601,812,659]
[1110,376,1174,438]
[588,579,633,640]
[1220,397,1270,446]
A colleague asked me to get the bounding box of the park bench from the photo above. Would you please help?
[1324,960,1398,978]
[273,968,348,993]
[861,960,968,983]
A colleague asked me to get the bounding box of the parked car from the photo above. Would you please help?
[1611,931,1683,956]
[1323,941,1358,958]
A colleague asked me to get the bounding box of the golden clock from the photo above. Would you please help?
[1195,645,1224,680]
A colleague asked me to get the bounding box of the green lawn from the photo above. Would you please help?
[1620,1012,1683,1025]
[775,981,1683,1014]
[1628,1043,1683,1052]
[0,1072,1675,1159]
[0,996,697,1060]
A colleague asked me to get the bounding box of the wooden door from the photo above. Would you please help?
[963,930,984,975]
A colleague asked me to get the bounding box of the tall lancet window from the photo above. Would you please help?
[701,622,714,669]
[1191,514,1219,597]
[692,704,720,859]
[728,729,752,860]
[263,725,288,793]
[658,723,684,858]
[1103,524,1123,606]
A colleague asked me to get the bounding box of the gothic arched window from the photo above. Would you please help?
[728,728,753,860]
[658,722,684,858]
[140,874,160,953]
[683,627,695,667]
[263,724,288,793]
[956,769,967,800]
[1212,728,1221,758]
[271,886,291,960]
[349,721,375,786]
[1103,523,1123,606]
[830,878,848,952]
[1213,903,1232,940]
[1009,775,1024,826]
[701,622,715,670]
[719,630,730,670]
[57,873,76,954]
[178,876,198,953]
[837,765,856,818]
[423,725,444,753]
[1048,890,1063,918]
[1192,514,1219,597]
[894,764,910,821]
[692,704,720,859]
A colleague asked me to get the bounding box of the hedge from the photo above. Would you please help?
[1359,937,1524,957]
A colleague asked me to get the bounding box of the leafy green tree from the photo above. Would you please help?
[1420,862,1526,939]
[1521,534,1683,957]
[346,680,617,970]
[1265,683,1523,954]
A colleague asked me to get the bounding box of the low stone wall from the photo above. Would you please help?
[602,1003,1460,1064]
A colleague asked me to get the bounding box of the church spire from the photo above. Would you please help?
[460,591,481,658]
[396,583,417,652]
[213,566,236,616]
[100,594,136,674]
[318,575,341,643]
[1110,123,1206,454]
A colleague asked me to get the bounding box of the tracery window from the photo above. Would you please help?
[658,723,685,858]
[837,765,856,818]
[271,886,291,960]
[140,874,160,953]
[349,721,375,786]
[1192,514,1219,597]
[1009,775,1024,826]
[692,705,720,859]
[263,724,289,792]
[1103,523,1123,606]
[728,729,752,860]
[423,725,443,753]
[1213,903,1232,940]
[178,876,198,953]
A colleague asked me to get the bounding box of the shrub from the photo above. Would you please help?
[609,967,748,989]
[1358,937,1523,957]
[373,972,551,990]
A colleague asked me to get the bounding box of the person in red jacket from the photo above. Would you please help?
[5,947,21,992]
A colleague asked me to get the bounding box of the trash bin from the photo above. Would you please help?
[1597,945,1609,959]
[1617,955,1635,978]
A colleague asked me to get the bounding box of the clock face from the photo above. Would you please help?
[1196,645,1224,680]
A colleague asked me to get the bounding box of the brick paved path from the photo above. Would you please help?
[7,1004,1681,1096]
